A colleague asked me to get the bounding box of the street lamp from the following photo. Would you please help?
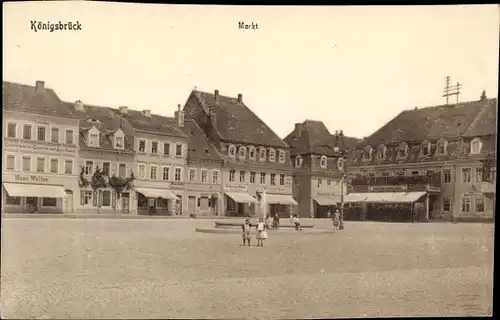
[334,130,347,230]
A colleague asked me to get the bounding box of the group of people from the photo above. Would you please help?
[241,217,268,247]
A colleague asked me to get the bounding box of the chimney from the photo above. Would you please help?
[237,93,243,103]
[142,109,151,117]
[214,89,219,104]
[294,123,303,138]
[174,104,185,127]
[119,106,128,114]
[35,80,45,94]
[74,100,84,111]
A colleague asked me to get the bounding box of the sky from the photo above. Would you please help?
[3,3,499,140]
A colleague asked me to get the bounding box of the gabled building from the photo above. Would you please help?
[183,89,297,217]
[3,81,79,214]
[347,93,497,221]
[284,120,361,217]
[66,101,137,214]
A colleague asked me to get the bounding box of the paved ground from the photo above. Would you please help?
[0,218,494,319]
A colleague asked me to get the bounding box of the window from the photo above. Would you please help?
[150,165,158,180]
[421,142,431,156]
[50,159,58,173]
[7,123,16,138]
[294,178,299,188]
[42,198,57,207]
[89,133,98,146]
[176,144,183,156]
[240,171,246,183]
[411,171,419,176]
[51,127,59,143]
[6,196,21,206]
[85,161,93,175]
[163,167,170,181]
[37,157,45,172]
[438,142,446,155]
[471,138,482,154]
[259,148,266,161]
[279,174,285,186]
[320,156,327,168]
[462,168,471,183]
[461,198,471,212]
[260,172,266,184]
[201,170,208,183]
[249,148,256,160]
[318,179,322,188]
[476,198,484,212]
[102,162,110,176]
[117,164,125,177]
[189,169,196,182]
[212,170,219,184]
[163,143,171,155]
[295,156,302,168]
[229,145,236,157]
[378,145,386,160]
[239,147,246,159]
[442,198,451,212]
[476,168,483,183]
[6,155,15,170]
[363,147,372,160]
[102,191,111,207]
[250,172,256,183]
[115,136,124,148]
[327,179,331,186]
[139,140,146,152]
[65,129,74,144]
[65,160,73,174]
[443,169,451,183]
[269,149,276,162]
[278,151,285,163]
[151,141,158,154]
[174,168,182,182]
[23,125,32,140]
[37,126,46,141]
[396,171,404,176]
[81,190,93,206]
[397,143,408,158]
[270,173,276,185]
[229,170,236,182]
[138,164,146,178]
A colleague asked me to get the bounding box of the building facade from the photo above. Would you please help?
[2,81,80,214]
[347,94,497,221]
[183,89,297,217]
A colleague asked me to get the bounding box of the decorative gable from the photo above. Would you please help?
[87,126,100,147]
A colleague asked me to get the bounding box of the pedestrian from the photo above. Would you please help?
[289,213,294,224]
[256,217,268,247]
[293,215,302,231]
[273,213,280,230]
[332,209,340,230]
[327,210,331,219]
[242,218,252,246]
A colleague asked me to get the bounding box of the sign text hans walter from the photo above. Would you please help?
[15,174,49,183]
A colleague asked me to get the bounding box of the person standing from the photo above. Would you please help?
[293,215,302,231]
[332,209,340,230]
[256,217,268,247]
[241,218,252,246]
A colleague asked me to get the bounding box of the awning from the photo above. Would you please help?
[344,192,427,203]
[3,183,67,198]
[135,188,179,200]
[314,196,341,206]
[225,192,258,204]
[266,194,298,205]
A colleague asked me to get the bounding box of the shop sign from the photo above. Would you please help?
[171,182,184,188]
[256,186,291,194]
[15,174,49,183]
[4,141,76,153]
[316,192,338,197]
[368,185,407,192]
[224,184,247,192]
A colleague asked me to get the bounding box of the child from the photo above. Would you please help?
[272,213,280,230]
[242,218,252,246]
[256,217,268,247]
[293,215,302,231]
[332,210,340,231]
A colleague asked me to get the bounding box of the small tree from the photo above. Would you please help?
[108,170,136,212]
[90,166,108,214]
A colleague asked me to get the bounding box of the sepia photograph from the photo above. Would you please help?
[1,3,498,319]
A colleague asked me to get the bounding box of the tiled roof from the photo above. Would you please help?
[463,99,497,137]
[284,120,361,156]
[191,90,288,148]
[359,99,492,148]
[3,81,76,118]
[181,119,224,162]
[117,109,187,139]
[64,101,135,152]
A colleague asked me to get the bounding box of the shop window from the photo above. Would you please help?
[81,190,93,206]
[461,198,471,212]
[42,198,57,207]
[6,196,21,206]
[442,198,451,212]
[476,198,484,212]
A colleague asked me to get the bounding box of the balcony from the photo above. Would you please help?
[480,181,496,194]
[350,174,441,193]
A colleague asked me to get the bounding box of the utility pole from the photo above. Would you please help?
[443,76,451,105]
[442,76,462,105]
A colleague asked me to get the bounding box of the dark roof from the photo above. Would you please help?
[181,119,223,162]
[284,120,361,156]
[359,99,493,147]
[64,101,135,152]
[117,109,187,138]
[191,90,288,148]
[463,99,497,137]
[3,81,76,118]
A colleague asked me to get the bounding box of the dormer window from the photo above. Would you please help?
[268,148,276,162]
[87,126,100,147]
[320,155,327,168]
[114,129,125,149]
[249,146,256,160]
[239,146,247,159]
[259,148,266,161]
[295,155,303,168]
[471,137,482,154]
[397,142,408,158]
[115,136,124,148]
[278,150,285,163]
[421,141,431,156]
[437,139,448,155]
[228,145,236,158]
[377,145,387,160]
[363,146,373,160]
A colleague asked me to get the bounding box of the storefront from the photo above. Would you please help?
[2,173,78,214]
[135,185,179,216]
[255,186,297,218]
[224,184,258,216]
[312,192,342,218]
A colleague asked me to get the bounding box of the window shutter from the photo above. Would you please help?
[80,190,85,205]
[93,191,97,207]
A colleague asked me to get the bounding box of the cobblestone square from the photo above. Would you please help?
[0,218,494,319]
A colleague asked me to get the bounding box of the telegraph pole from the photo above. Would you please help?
[443,76,451,105]
[442,77,462,105]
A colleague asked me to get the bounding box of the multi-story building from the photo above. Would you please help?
[183,89,297,217]
[2,81,79,214]
[66,101,137,214]
[346,93,497,221]
[284,120,360,218]
[116,106,189,215]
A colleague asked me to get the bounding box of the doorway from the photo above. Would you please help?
[64,190,74,213]
[122,192,130,213]
[188,196,196,215]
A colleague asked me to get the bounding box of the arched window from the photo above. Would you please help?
[295,155,303,168]
[259,147,266,161]
[278,150,285,163]
[228,145,236,158]
[471,137,482,154]
[249,146,256,160]
[239,146,247,159]
[268,148,276,162]
[437,138,448,155]
[421,141,431,156]
[320,155,327,168]
[397,142,408,158]
[377,144,387,160]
